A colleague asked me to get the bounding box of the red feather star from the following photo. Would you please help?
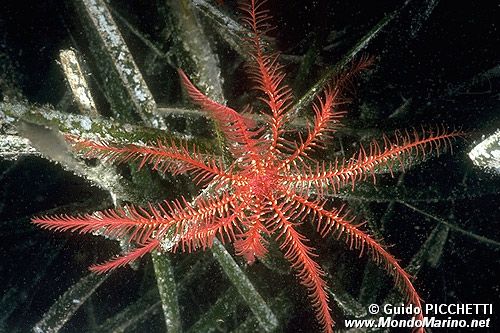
[32,1,463,332]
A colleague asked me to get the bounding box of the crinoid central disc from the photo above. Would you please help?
[248,172,276,197]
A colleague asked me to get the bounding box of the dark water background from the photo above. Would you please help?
[1,0,499,332]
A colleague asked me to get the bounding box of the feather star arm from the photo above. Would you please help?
[279,85,343,166]
[233,198,270,263]
[240,0,293,150]
[279,56,374,167]
[286,126,463,194]
[66,135,236,185]
[177,197,247,253]
[90,240,160,274]
[270,196,333,333]
[288,192,424,333]
[177,69,259,152]
[32,194,237,272]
